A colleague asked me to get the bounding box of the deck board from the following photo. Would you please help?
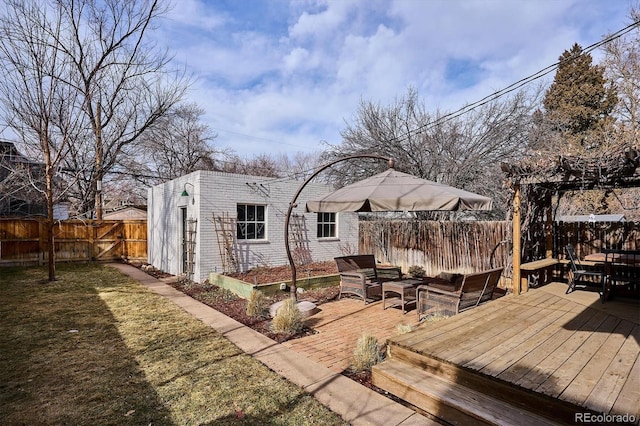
[386,283,640,419]
[560,319,635,407]
[445,303,548,364]
[480,304,585,380]
[537,315,621,398]
[513,310,608,390]
[611,353,640,418]
[462,300,574,370]
[585,323,639,415]
[412,300,522,353]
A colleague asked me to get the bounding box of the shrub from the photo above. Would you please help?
[408,265,426,278]
[421,312,450,323]
[351,333,383,372]
[395,324,415,335]
[246,290,268,318]
[270,298,304,334]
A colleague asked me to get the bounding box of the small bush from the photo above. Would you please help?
[246,290,268,318]
[408,265,426,278]
[270,298,304,334]
[351,333,383,372]
[395,324,415,335]
[421,312,450,323]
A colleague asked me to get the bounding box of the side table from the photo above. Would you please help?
[382,279,423,314]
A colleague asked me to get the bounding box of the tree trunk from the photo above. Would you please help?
[46,163,56,281]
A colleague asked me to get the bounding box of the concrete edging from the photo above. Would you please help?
[109,263,436,425]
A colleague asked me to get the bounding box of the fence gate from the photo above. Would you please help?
[93,221,124,261]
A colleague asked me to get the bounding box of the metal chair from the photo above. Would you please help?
[605,250,640,301]
[565,245,607,302]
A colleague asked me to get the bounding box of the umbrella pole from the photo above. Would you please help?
[285,155,394,300]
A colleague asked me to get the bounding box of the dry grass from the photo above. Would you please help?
[395,323,416,335]
[270,298,304,334]
[350,333,383,372]
[0,264,347,425]
[245,290,269,318]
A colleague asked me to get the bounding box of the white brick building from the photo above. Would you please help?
[147,170,359,283]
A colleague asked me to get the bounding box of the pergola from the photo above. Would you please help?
[502,146,640,294]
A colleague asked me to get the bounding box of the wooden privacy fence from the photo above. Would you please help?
[554,221,640,258]
[359,219,640,284]
[0,218,147,265]
[359,220,513,278]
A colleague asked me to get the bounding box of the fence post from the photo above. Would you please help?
[512,183,522,295]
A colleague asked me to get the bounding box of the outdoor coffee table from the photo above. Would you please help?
[382,279,423,314]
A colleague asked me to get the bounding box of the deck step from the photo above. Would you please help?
[372,358,563,426]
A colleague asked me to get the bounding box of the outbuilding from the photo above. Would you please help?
[147,170,359,283]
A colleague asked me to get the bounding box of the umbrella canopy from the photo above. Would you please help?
[306,169,492,212]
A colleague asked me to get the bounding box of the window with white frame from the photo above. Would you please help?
[237,204,266,240]
[317,212,336,238]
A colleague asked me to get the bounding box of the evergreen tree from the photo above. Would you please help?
[543,43,617,152]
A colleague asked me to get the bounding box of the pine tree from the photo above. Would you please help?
[543,43,617,152]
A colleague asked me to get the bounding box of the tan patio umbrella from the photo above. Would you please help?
[306,168,492,213]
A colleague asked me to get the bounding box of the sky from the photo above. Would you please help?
[157,0,634,158]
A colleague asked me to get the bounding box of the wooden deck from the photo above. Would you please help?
[374,283,639,424]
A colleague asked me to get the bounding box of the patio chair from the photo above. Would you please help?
[605,250,640,301]
[334,255,402,304]
[416,267,503,319]
[565,244,607,302]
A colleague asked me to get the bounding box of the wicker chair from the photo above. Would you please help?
[416,267,504,320]
[334,255,402,304]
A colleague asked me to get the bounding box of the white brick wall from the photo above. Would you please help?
[148,170,359,283]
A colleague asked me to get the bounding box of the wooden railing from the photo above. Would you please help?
[0,218,147,265]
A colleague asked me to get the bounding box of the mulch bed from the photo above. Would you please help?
[170,279,340,343]
[132,261,405,401]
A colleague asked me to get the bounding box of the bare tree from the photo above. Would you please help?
[272,151,323,180]
[129,102,218,185]
[603,3,640,145]
[322,87,542,218]
[214,151,322,180]
[54,0,189,218]
[0,0,84,279]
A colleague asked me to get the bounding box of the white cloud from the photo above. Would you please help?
[159,0,633,158]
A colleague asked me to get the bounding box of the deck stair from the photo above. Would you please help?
[372,343,595,426]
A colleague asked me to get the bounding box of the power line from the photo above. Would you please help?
[386,19,640,145]
[103,20,640,186]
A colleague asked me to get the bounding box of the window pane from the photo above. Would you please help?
[237,223,246,239]
[237,204,266,240]
[317,212,336,237]
[256,223,265,239]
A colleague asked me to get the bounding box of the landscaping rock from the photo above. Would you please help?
[269,300,320,318]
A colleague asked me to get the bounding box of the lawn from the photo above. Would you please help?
[0,264,348,425]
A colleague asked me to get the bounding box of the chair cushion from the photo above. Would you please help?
[435,272,464,291]
[437,271,461,282]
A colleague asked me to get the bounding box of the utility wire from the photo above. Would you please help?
[386,19,640,145]
[104,20,640,186]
